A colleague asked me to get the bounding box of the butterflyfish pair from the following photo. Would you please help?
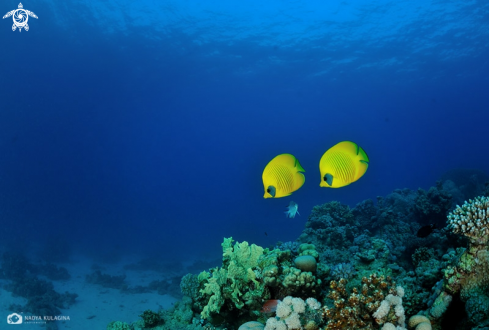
[262,141,369,198]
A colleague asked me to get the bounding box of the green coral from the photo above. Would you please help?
[198,238,268,320]
[194,238,322,327]
[282,266,321,297]
[298,243,319,259]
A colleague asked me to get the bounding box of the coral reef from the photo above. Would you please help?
[107,177,489,330]
[410,196,489,328]
[413,182,452,226]
[194,238,322,326]
[299,201,358,265]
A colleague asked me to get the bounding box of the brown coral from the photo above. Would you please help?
[320,274,400,330]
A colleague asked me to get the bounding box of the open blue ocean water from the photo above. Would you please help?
[0,0,489,329]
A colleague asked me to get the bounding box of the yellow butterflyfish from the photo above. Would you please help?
[262,154,305,198]
[319,141,369,188]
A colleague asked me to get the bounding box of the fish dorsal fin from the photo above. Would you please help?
[294,157,305,173]
[336,141,359,155]
[352,143,369,181]
[357,146,369,162]
[273,154,297,168]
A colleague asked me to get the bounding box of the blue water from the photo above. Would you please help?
[1,0,488,260]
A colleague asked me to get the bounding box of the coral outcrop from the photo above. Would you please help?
[190,238,322,327]
[447,196,489,245]
[321,274,406,329]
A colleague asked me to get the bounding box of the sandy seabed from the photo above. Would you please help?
[0,255,179,329]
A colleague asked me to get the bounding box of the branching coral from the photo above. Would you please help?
[447,196,489,245]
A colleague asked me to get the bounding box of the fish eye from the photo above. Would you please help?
[267,185,276,198]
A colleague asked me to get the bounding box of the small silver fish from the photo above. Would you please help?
[285,201,300,218]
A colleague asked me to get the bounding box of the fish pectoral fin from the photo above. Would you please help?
[297,210,300,216]
[324,173,333,186]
